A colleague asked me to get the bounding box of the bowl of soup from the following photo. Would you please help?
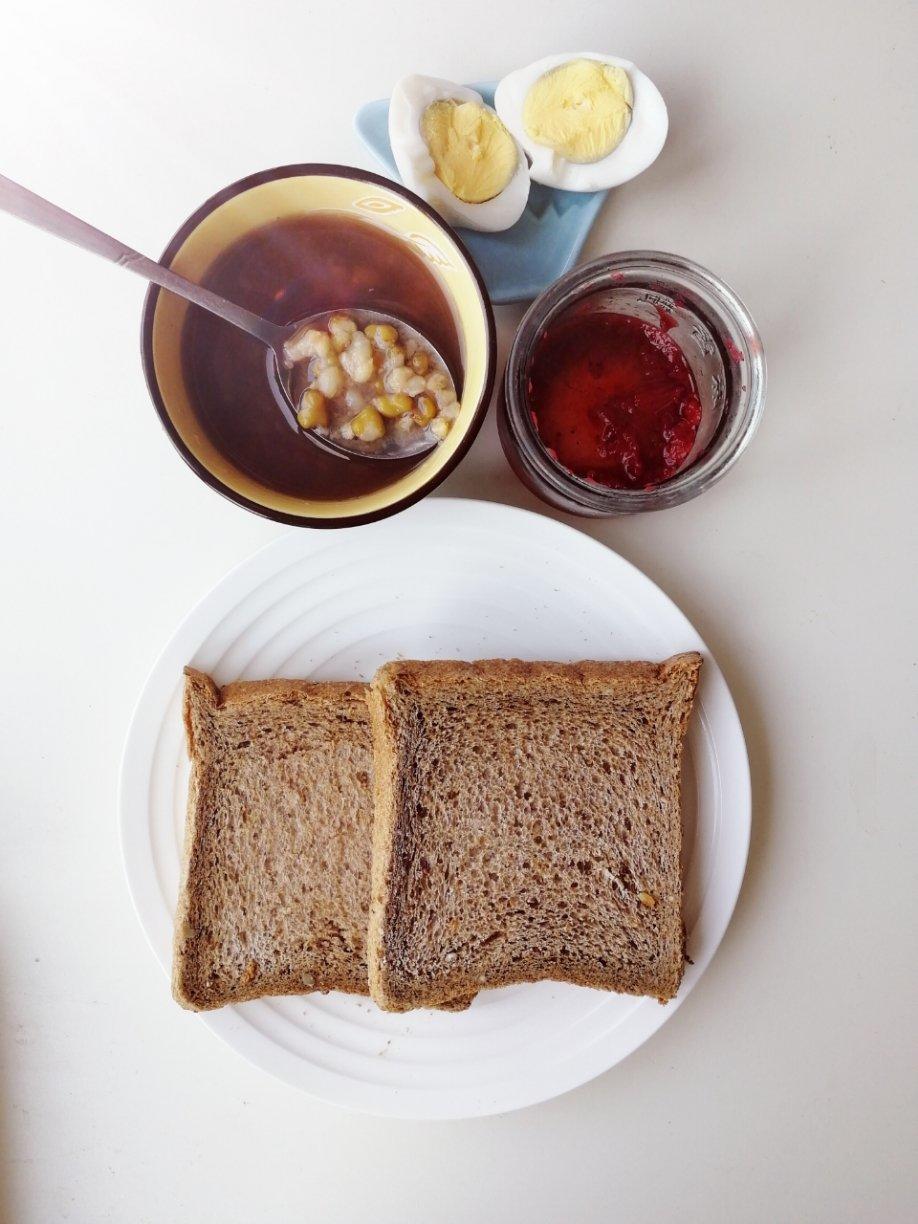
[141,164,496,526]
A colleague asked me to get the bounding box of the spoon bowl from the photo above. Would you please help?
[271,308,448,462]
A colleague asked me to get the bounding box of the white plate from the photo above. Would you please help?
[119,499,749,1119]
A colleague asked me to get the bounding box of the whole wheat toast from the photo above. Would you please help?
[173,669,375,1009]
[367,654,702,1012]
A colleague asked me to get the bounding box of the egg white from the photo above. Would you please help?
[494,52,668,192]
[388,74,530,233]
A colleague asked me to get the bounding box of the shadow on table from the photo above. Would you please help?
[0,953,17,1224]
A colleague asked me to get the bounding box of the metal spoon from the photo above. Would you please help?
[0,173,439,460]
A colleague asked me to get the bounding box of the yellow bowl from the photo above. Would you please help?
[141,164,496,527]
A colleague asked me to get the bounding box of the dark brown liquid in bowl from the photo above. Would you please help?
[180,214,462,500]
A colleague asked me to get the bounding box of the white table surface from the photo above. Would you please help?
[1,1,915,1220]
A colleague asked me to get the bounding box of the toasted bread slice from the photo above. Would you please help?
[173,669,375,1009]
[367,654,701,1012]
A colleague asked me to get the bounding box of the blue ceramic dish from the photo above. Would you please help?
[354,82,608,305]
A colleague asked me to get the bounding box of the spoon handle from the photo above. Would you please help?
[0,172,286,348]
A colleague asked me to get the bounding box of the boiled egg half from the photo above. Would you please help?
[389,74,530,232]
[495,53,668,192]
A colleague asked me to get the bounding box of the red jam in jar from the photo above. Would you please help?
[526,310,703,489]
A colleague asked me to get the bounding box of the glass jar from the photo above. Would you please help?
[498,251,766,515]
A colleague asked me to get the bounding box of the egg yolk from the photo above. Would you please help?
[522,59,633,164]
[420,100,519,204]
